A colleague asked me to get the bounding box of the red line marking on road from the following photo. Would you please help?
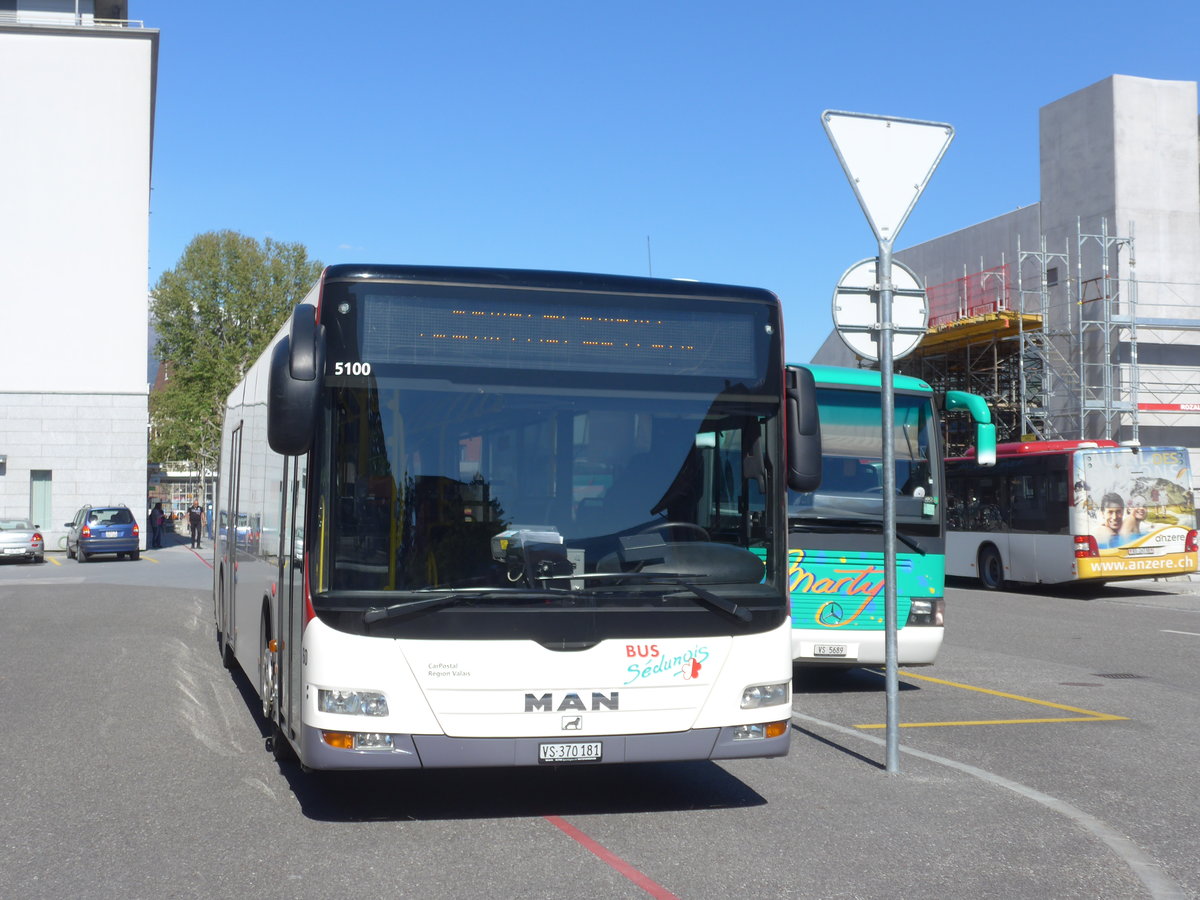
[191,548,213,569]
[544,815,680,899]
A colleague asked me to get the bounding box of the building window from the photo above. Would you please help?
[1046,266,1059,287]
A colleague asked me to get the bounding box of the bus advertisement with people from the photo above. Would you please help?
[785,364,996,667]
[214,264,821,771]
[946,440,1198,589]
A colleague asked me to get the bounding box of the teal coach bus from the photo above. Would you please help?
[785,364,995,666]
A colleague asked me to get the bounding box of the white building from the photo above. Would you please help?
[0,2,158,550]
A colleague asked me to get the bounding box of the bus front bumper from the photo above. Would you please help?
[298,723,791,770]
[791,626,944,666]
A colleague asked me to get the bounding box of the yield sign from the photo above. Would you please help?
[822,110,954,243]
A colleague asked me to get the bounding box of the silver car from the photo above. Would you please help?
[0,518,45,563]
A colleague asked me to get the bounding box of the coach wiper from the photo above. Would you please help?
[542,572,753,623]
[788,516,926,556]
[362,588,565,625]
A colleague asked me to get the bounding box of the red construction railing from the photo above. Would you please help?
[926,264,1011,327]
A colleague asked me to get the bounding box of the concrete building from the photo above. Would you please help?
[0,2,158,550]
[814,74,1200,463]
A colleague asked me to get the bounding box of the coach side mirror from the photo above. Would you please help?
[786,366,822,492]
[268,304,326,455]
[974,423,997,467]
[945,390,996,467]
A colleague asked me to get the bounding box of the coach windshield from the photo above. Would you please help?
[788,386,939,527]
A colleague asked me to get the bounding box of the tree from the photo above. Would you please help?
[149,230,323,492]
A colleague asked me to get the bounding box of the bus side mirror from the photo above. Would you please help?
[786,366,822,492]
[268,304,326,455]
[974,423,997,467]
[944,390,996,467]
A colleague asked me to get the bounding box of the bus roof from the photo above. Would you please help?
[792,363,933,394]
[321,263,780,304]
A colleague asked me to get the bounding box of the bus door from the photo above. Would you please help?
[282,456,306,744]
[222,423,243,652]
[1006,455,1072,583]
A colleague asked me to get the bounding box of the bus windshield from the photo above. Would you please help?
[787,386,938,525]
[312,279,782,610]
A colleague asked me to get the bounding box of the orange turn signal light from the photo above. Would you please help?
[765,721,788,739]
[321,731,355,750]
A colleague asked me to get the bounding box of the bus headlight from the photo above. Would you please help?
[906,598,944,627]
[318,688,389,717]
[741,681,790,709]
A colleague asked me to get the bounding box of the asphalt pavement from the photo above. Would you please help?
[3,545,1198,898]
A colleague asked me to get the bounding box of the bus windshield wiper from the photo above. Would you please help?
[362,588,565,625]
[543,572,753,623]
[788,517,926,556]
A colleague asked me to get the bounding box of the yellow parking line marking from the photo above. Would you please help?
[901,670,1125,716]
[853,670,1128,729]
[142,555,160,564]
[857,716,1124,729]
[47,556,62,566]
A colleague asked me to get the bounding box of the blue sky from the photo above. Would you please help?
[140,0,1200,364]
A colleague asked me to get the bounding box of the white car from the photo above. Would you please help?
[0,518,44,563]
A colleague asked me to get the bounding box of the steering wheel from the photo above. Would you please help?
[639,521,710,541]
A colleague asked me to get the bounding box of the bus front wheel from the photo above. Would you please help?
[260,613,277,721]
[978,545,1006,591]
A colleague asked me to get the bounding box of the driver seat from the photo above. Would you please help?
[577,452,670,536]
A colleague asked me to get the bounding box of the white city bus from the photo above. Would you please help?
[214,264,821,770]
[946,440,1198,589]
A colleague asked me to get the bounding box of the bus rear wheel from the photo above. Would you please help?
[978,545,1005,591]
[217,576,235,669]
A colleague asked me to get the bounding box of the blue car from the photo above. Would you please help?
[66,505,140,562]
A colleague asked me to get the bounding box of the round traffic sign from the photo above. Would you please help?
[832,257,929,361]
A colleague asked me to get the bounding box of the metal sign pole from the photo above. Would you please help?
[877,239,901,774]
[822,110,953,776]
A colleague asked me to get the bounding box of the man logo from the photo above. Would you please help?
[562,716,583,730]
[525,691,619,712]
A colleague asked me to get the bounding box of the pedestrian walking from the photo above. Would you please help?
[188,499,205,549]
[149,502,165,549]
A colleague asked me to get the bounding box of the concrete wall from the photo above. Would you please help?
[0,393,147,548]
[1110,76,1200,296]
[0,21,156,549]
[0,27,153,393]
[1039,76,1118,246]
[897,205,1042,299]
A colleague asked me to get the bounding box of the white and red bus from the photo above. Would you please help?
[946,440,1198,589]
[214,264,821,770]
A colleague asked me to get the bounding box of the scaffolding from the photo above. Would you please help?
[1015,233,1075,441]
[855,217,1200,457]
[897,257,1036,455]
[1077,218,1138,443]
[895,219,1141,455]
